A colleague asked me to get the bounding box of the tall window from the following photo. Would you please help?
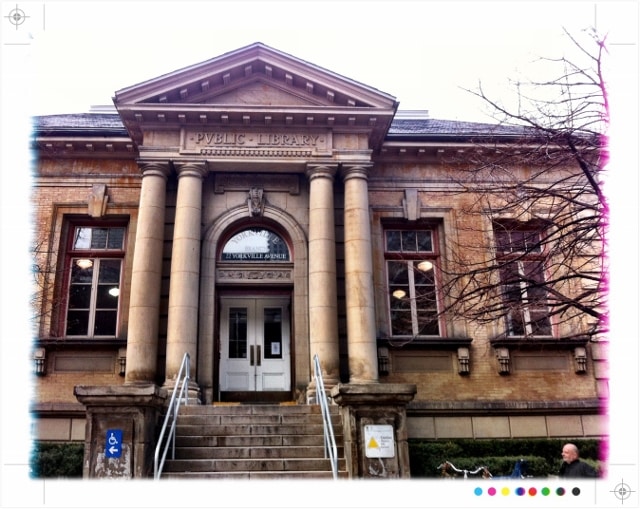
[65,224,125,337]
[385,229,440,337]
[494,223,552,337]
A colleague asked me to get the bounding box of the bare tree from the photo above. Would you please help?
[435,27,608,342]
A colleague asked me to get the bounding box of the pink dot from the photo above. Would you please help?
[488,487,497,496]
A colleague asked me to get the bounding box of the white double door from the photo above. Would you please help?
[219,297,291,392]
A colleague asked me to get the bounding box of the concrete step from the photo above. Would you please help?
[172,445,340,460]
[175,433,333,448]
[162,470,349,480]
[162,457,345,473]
[174,423,332,436]
[175,412,341,426]
[159,403,347,479]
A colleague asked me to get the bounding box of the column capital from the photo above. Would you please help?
[136,160,171,179]
[173,161,208,179]
[341,163,373,181]
[306,163,338,181]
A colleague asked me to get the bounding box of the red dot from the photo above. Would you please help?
[528,487,537,496]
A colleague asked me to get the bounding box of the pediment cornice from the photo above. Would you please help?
[113,43,398,150]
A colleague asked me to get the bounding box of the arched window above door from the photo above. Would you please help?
[221,227,290,262]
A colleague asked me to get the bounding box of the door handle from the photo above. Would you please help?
[250,345,254,366]
[256,345,261,366]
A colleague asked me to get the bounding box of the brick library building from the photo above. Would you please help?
[31,43,607,479]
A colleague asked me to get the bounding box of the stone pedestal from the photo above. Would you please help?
[331,383,417,479]
[74,384,167,479]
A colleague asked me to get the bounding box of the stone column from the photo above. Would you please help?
[342,165,378,383]
[306,165,340,394]
[125,162,169,384]
[164,162,206,394]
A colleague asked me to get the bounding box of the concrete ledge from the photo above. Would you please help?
[74,384,167,407]
[408,398,603,415]
[331,383,417,405]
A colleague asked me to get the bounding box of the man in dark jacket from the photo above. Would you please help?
[559,443,598,478]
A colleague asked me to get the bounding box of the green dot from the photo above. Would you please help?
[541,487,551,496]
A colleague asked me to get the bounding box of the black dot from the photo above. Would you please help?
[572,487,581,496]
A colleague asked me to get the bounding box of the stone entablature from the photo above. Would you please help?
[216,265,293,284]
[183,129,330,152]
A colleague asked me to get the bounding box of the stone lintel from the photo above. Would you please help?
[330,383,417,406]
[74,384,167,408]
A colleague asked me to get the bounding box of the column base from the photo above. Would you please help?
[330,383,417,479]
[161,379,202,405]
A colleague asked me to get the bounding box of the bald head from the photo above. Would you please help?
[562,443,580,463]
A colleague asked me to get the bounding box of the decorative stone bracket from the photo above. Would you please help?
[496,347,511,375]
[574,346,587,374]
[457,347,470,375]
[33,347,46,376]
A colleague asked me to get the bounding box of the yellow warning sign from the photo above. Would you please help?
[364,424,395,458]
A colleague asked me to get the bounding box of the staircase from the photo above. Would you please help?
[159,404,348,479]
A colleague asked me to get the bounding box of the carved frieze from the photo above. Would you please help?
[181,129,331,157]
[216,267,293,284]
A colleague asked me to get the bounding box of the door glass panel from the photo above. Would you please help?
[263,307,282,359]
[228,307,248,359]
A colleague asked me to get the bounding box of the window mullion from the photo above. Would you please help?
[407,262,419,336]
[517,260,534,335]
[88,259,100,335]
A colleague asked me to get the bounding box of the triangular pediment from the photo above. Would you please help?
[202,78,326,107]
[114,42,397,110]
[113,42,399,149]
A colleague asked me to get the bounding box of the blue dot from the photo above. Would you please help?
[474,487,483,496]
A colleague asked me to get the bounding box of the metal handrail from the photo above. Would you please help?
[154,352,191,480]
[313,354,338,480]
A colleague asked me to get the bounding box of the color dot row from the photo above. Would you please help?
[474,487,581,496]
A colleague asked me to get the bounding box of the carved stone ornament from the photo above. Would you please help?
[496,347,510,375]
[248,187,265,217]
[217,269,292,283]
[457,347,470,375]
[88,184,108,217]
[574,346,587,374]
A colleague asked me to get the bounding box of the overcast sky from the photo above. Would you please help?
[1,0,635,121]
[1,2,639,506]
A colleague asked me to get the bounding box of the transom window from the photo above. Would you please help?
[221,227,289,261]
[494,222,552,337]
[385,229,440,337]
[65,225,125,337]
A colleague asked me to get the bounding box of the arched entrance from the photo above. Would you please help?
[217,226,293,402]
[198,204,310,405]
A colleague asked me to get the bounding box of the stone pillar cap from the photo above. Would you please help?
[330,383,417,405]
[74,384,167,407]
